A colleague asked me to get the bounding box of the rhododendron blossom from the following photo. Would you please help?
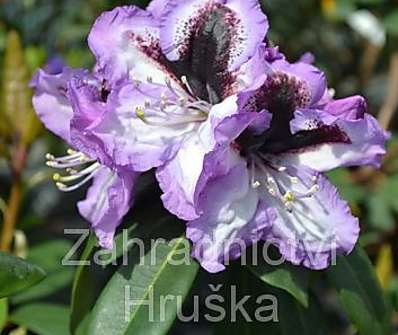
[31,0,388,273]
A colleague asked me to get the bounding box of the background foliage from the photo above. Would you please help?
[0,0,398,334]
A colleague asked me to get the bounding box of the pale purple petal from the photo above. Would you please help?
[188,160,270,273]
[297,52,315,65]
[156,95,246,221]
[235,44,271,92]
[260,166,359,270]
[67,76,116,168]
[147,0,168,18]
[271,59,327,106]
[286,110,389,171]
[324,95,367,121]
[88,6,172,84]
[78,167,137,249]
[156,132,209,221]
[82,82,191,171]
[31,68,87,143]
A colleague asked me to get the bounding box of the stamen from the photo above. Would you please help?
[252,181,261,189]
[253,156,320,212]
[46,150,99,192]
[130,75,211,129]
[181,75,195,96]
[135,106,146,119]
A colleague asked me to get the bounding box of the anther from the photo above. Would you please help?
[135,106,145,119]
[252,181,261,189]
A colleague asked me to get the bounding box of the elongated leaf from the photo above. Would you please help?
[215,265,280,335]
[0,252,46,298]
[71,176,163,335]
[248,262,309,307]
[10,303,70,335]
[87,232,199,335]
[1,31,41,145]
[0,298,7,331]
[11,240,74,304]
[327,246,393,335]
[70,233,100,335]
[277,290,330,335]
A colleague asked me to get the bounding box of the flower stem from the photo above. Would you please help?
[0,144,27,252]
[0,178,23,252]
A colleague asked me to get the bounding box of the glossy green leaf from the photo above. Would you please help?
[11,240,74,304]
[327,246,393,335]
[0,252,46,298]
[71,177,161,335]
[215,265,281,335]
[0,298,8,331]
[277,290,330,335]
[87,231,199,335]
[70,233,100,335]
[10,303,70,335]
[248,262,309,307]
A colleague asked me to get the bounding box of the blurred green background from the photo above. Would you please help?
[0,0,398,334]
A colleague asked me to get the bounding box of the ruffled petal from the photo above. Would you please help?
[271,59,327,106]
[147,0,168,18]
[187,160,270,273]
[88,6,175,84]
[67,76,115,167]
[235,43,270,92]
[31,68,87,143]
[156,132,210,221]
[286,109,389,171]
[77,167,137,249]
[156,95,247,221]
[160,0,268,71]
[83,82,194,171]
[324,95,367,120]
[260,166,359,270]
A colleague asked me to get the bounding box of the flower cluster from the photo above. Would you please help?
[32,0,388,272]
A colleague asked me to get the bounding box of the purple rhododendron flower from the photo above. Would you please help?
[30,68,138,249]
[180,57,389,272]
[31,0,268,248]
[31,0,389,272]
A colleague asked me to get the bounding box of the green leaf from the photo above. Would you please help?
[327,246,393,335]
[277,290,331,335]
[366,176,398,231]
[0,252,46,298]
[215,265,281,335]
[11,240,74,304]
[10,303,70,335]
[384,10,398,36]
[0,298,8,331]
[71,177,164,335]
[248,260,309,307]
[70,234,100,335]
[87,231,199,335]
[387,277,398,312]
